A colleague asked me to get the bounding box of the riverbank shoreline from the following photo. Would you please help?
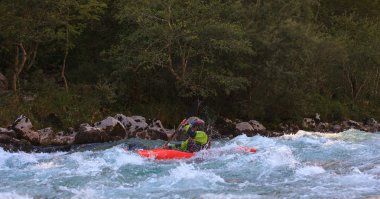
[0,114,379,153]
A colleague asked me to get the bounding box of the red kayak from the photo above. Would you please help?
[138,148,194,160]
[137,146,256,160]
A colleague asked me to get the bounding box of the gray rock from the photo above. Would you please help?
[303,118,316,129]
[316,122,331,132]
[0,134,33,152]
[74,117,126,144]
[343,120,365,131]
[332,124,343,133]
[12,115,40,144]
[248,120,266,132]
[0,127,17,138]
[235,122,256,136]
[94,116,127,138]
[73,125,105,144]
[214,117,235,138]
[114,114,148,133]
[38,127,55,146]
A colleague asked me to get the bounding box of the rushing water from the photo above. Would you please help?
[1,129,380,199]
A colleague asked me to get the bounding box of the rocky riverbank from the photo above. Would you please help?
[0,114,379,153]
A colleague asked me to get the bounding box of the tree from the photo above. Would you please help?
[46,0,106,92]
[111,0,253,99]
[0,0,54,93]
[0,0,106,93]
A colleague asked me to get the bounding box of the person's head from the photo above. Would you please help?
[186,118,205,138]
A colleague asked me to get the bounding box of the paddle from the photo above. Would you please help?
[163,119,187,148]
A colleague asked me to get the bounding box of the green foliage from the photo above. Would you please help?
[0,0,380,130]
[111,0,253,99]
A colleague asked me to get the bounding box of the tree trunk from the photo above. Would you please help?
[12,43,27,94]
[26,43,39,71]
[61,25,69,93]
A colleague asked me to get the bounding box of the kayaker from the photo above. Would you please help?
[164,117,211,152]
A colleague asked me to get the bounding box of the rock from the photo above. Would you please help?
[0,127,17,138]
[235,122,256,136]
[146,127,169,140]
[131,116,148,131]
[11,115,40,145]
[214,117,235,138]
[303,118,316,129]
[51,132,74,145]
[38,127,55,146]
[0,134,33,152]
[206,126,222,139]
[0,72,8,91]
[37,127,73,146]
[248,120,266,134]
[144,119,169,140]
[332,124,344,133]
[316,122,331,132]
[74,117,127,145]
[114,114,148,134]
[279,123,299,134]
[343,120,365,131]
[94,116,127,139]
[364,118,378,126]
[73,124,107,144]
[149,119,164,129]
[268,131,284,137]
[363,118,380,132]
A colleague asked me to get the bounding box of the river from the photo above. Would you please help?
[1,129,380,199]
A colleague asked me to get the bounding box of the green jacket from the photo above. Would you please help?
[171,131,209,152]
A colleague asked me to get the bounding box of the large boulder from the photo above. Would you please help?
[51,131,75,145]
[248,120,267,134]
[235,120,266,137]
[73,123,106,144]
[38,127,75,146]
[0,127,17,138]
[0,134,33,152]
[38,127,56,146]
[342,120,365,131]
[144,119,169,140]
[114,114,148,134]
[11,115,40,145]
[235,122,255,136]
[74,116,127,145]
[94,116,127,139]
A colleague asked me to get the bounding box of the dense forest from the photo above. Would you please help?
[0,0,379,130]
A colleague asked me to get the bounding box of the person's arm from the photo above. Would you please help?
[168,139,189,151]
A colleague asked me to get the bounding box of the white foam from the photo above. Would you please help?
[33,161,58,170]
[282,130,340,140]
[201,193,265,199]
[70,188,99,199]
[265,146,299,168]
[142,163,224,190]
[296,166,326,176]
[0,192,32,199]
[103,147,146,167]
[59,186,104,199]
